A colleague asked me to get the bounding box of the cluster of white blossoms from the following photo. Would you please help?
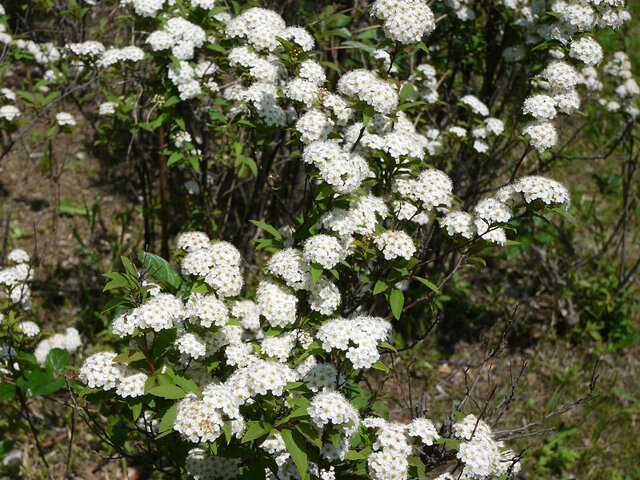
[393,168,453,213]
[350,112,437,161]
[321,193,388,238]
[174,382,245,443]
[98,101,117,116]
[79,350,148,398]
[601,51,640,117]
[65,40,105,58]
[0,104,19,121]
[302,140,371,194]
[226,7,313,52]
[461,95,490,117]
[362,417,440,480]
[452,414,521,479]
[147,16,206,61]
[0,249,33,308]
[295,109,335,144]
[499,175,570,206]
[516,0,631,152]
[185,448,241,480]
[33,327,82,365]
[55,111,76,127]
[179,232,243,297]
[112,292,185,335]
[303,234,345,269]
[337,69,399,114]
[371,0,435,44]
[411,63,439,104]
[97,46,145,68]
[363,416,439,480]
[373,230,416,261]
[317,316,392,369]
[263,247,342,316]
[120,0,164,18]
[308,389,360,435]
[16,321,40,337]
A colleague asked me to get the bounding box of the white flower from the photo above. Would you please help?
[56,112,76,126]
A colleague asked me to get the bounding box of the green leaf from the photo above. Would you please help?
[389,288,404,320]
[373,280,388,295]
[173,374,200,396]
[138,252,184,291]
[281,429,308,480]
[58,200,86,216]
[242,421,271,443]
[121,256,138,279]
[399,82,413,103]
[310,263,323,283]
[129,402,143,421]
[412,276,441,295]
[147,383,185,399]
[0,382,16,401]
[158,403,178,433]
[362,106,375,127]
[371,360,390,373]
[30,375,65,397]
[45,348,70,376]
[151,328,177,360]
[249,220,282,239]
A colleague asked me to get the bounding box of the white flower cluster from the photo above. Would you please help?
[364,417,439,480]
[601,51,640,118]
[17,321,40,337]
[453,414,521,479]
[174,388,241,442]
[516,0,631,152]
[120,0,165,18]
[353,112,432,161]
[322,193,388,238]
[302,140,371,194]
[33,327,82,365]
[112,292,186,335]
[373,230,416,261]
[0,249,33,307]
[79,350,148,398]
[461,95,490,117]
[185,447,241,480]
[56,111,76,126]
[0,104,19,121]
[97,46,145,68]
[317,316,392,369]
[147,17,206,61]
[66,40,105,58]
[337,69,399,114]
[308,389,359,435]
[178,232,243,297]
[371,0,435,45]
[303,235,345,269]
[227,8,296,52]
[498,175,570,206]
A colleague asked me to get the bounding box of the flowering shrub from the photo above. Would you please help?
[0,0,638,478]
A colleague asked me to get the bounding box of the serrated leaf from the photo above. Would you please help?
[413,276,441,295]
[373,280,388,295]
[45,348,70,376]
[389,289,404,320]
[0,383,16,401]
[138,252,184,291]
[310,263,323,283]
[148,384,185,399]
[158,403,177,433]
[249,220,282,239]
[281,429,308,479]
[242,421,271,443]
